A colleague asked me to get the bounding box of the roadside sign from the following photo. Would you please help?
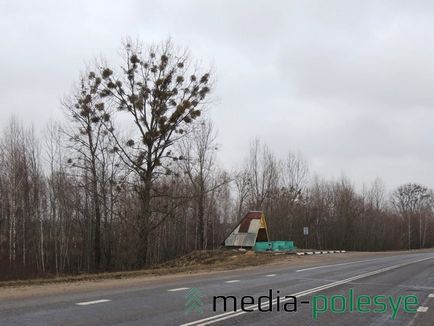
[303,227,309,235]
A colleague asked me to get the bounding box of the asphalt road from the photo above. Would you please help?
[1,251,434,325]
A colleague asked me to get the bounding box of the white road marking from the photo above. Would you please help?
[225,280,240,283]
[429,293,434,298]
[417,306,429,312]
[181,256,434,326]
[75,299,111,306]
[168,287,189,292]
[296,258,381,272]
[265,274,276,277]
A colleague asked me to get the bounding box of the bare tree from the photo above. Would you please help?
[178,119,220,249]
[234,169,250,221]
[246,139,279,210]
[1,118,27,266]
[391,183,429,249]
[63,77,108,271]
[281,151,309,198]
[87,40,213,266]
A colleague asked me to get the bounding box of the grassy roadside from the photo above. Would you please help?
[0,250,288,288]
[1,248,432,289]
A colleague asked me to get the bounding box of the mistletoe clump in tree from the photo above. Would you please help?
[86,40,212,266]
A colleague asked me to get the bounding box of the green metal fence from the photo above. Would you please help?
[254,241,296,251]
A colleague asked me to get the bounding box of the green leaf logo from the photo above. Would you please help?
[185,287,204,314]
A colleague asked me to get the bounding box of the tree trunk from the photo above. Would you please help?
[138,180,152,267]
[197,190,205,250]
[91,166,102,271]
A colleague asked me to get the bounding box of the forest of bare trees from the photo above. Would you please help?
[0,40,433,281]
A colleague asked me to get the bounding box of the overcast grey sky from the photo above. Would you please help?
[2,0,434,190]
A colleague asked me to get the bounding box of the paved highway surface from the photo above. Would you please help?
[1,251,434,325]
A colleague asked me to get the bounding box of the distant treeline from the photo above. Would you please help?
[0,39,433,280]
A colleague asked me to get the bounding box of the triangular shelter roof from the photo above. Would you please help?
[223,211,270,248]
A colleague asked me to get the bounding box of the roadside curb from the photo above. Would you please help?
[296,250,347,256]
